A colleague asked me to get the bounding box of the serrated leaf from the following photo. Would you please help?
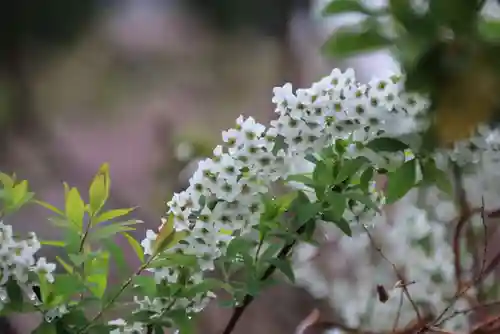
[122,232,144,263]
[365,137,409,152]
[65,187,85,230]
[269,258,295,283]
[386,159,417,203]
[94,207,136,225]
[88,163,110,216]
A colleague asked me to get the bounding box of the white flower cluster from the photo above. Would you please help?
[284,72,500,332]
[294,191,473,333]
[0,222,56,311]
[134,68,437,327]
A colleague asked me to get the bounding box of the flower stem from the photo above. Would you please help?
[77,255,156,333]
[221,223,307,334]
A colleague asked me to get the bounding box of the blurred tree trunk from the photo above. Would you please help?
[0,43,44,155]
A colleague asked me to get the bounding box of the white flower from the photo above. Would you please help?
[141,229,157,256]
[34,257,56,283]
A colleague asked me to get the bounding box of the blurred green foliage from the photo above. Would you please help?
[322,0,500,147]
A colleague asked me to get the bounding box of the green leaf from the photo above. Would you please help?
[365,137,409,152]
[360,166,375,192]
[32,321,57,334]
[51,274,87,304]
[258,242,282,263]
[275,191,298,215]
[89,222,137,242]
[421,159,453,196]
[171,311,195,334]
[41,240,66,247]
[325,190,346,220]
[11,180,32,209]
[102,238,129,273]
[56,256,74,274]
[286,174,315,187]
[34,200,64,216]
[94,207,136,225]
[122,232,145,263]
[322,0,383,16]
[269,258,295,283]
[59,309,90,329]
[344,191,381,213]
[0,173,14,189]
[385,159,417,203]
[88,163,110,216]
[296,203,322,225]
[335,157,370,184]
[323,19,391,58]
[65,187,85,230]
[153,214,188,255]
[148,254,197,269]
[37,274,52,305]
[332,217,353,237]
[5,279,24,311]
[63,229,82,253]
[313,160,335,185]
[131,275,157,297]
[85,252,110,298]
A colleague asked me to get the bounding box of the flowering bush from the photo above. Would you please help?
[1,65,499,334]
[2,1,500,332]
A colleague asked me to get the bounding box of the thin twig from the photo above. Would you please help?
[478,198,488,279]
[77,255,157,333]
[436,300,500,326]
[392,289,405,332]
[451,163,470,292]
[361,224,422,323]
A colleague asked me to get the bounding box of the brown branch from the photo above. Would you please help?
[361,224,423,323]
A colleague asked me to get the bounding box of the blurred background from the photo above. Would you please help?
[1,1,398,332]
